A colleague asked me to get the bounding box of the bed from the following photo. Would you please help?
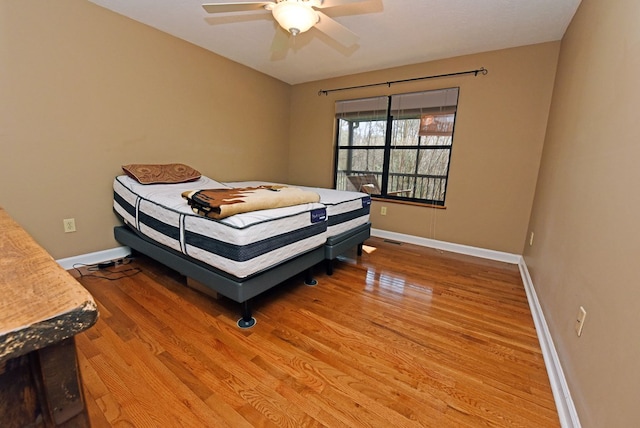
[113,173,328,328]
[225,181,371,275]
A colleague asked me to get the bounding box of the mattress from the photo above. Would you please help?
[224,181,371,238]
[113,175,328,279]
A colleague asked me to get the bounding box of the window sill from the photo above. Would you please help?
[369,196,446,209]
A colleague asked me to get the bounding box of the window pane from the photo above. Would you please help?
[338,119,388,147]
[388,147,451,202]
[389,149,418,175]
[390,119,420,146]
[337,119,387,147]
[338,148,385,172]
[417,149,451,176]
[336,96,388,148]
[388,149,418,198]
[336,148,384,191]
[337,119,350,146]
[352,120,387,147]
[414,177,447,202]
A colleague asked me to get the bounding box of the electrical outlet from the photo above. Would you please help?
[380,206,387,216]
[575,306,587,337]
[529,232,534,246]
[63,218,76,233]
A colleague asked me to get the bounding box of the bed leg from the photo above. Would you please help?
[357,243,364,256]
[304,268,318,286]
[237,300,256,329]
[325,259,334,276]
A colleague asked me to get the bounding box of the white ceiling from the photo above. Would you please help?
[87,0,581,85]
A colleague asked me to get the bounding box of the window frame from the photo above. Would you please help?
[333,87,460,206]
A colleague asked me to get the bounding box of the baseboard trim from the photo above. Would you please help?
[56,246,131,270]
[370,228,521,264]
[518,259,581,428]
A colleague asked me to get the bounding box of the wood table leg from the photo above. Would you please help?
[0,355,42,427]
[36,337,89,427]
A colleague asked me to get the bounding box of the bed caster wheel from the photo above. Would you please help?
[237,317,256,329]
[304,268,317,286]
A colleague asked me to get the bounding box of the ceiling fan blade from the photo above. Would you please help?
[318,0,369,8]
[314,11,359,47]
[202,2,273,14]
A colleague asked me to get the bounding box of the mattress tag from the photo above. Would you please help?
[311,208,327,223]
[362,196,372,207]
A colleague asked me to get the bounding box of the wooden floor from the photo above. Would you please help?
[73,237,559,427]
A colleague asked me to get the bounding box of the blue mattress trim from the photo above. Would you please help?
[184,221,327,262]
[328,206,370,226]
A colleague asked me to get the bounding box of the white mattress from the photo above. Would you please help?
[113,175,327,279]
[224,181,371,238]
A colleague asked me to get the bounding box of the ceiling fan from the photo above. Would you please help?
[202,0,368,48]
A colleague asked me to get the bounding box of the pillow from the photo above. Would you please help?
[122,163,201,184]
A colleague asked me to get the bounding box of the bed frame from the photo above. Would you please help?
[114,220,370,328]
[114,225,325,328]
[324,222,371,275]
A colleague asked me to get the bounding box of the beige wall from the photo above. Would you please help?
[288,43,560,254]
[524,0,640,426]
[0,0,291,259]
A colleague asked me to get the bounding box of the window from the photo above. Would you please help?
[334,87,459,206]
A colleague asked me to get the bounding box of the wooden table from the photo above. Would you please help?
[0,208,99,427]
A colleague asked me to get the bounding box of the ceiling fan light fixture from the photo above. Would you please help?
[272,1,319,35]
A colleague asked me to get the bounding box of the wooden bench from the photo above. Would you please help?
[0,208,99,427]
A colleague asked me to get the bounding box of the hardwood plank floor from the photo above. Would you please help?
[72,237,559,427]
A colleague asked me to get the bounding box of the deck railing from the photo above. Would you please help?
[336,171,447,203]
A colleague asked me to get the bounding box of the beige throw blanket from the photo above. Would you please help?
[182,185,320,219]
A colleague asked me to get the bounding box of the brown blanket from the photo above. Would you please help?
[182,185,320,219]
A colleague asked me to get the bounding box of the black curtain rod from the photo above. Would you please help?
[317,67,488,96]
